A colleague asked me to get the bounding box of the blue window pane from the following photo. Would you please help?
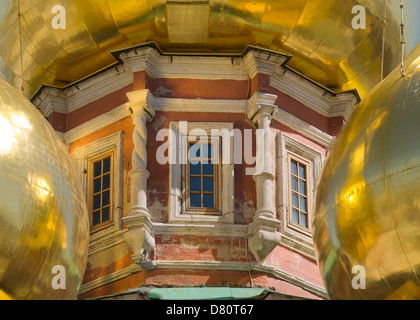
[291,160,297,175]
[189,143,201,159]
[300,213,308,228]
[103,174,110,190]
[190,194,201,207]
[299,180,306,195]
[102,207,110,222]
[190,177,201,192]
[93,211,101,226]
[190,162,201,175]
[93,194,101,210]
[292,209,299,224]
[292,192,298,208]
[291,176,298,192]
[203,178,214,192]
[202,144,212,159]
[94,161,102,177]
[94,178,101,194]
[203,163,214,175]
[103,157,111,173]
[203,194,214,208]
[299,164,306,179]
[300,196,307,212]
[102,190,110,207]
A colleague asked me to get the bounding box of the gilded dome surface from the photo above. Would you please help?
[0,78,89,299]
[0,0,419,98]
[312,43,420,300]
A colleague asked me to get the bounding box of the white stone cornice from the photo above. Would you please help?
[32,87,66,118]
[61,96,334,149]
[79,261,328,299]
[119,47,160,76]
[126,89,156,119]
[246,92,278,123]
[271,69,359,120]
[120,47,248,80]
[65,64,133,113]
[242,49,288,79]
[153,223,248,238]
[272,108,334,148]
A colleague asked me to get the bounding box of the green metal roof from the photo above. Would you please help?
[90,287,310,300]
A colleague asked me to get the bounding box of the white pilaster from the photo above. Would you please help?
[123,89,156,266]
[246,92,282,262]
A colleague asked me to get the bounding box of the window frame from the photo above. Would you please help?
[183,136,222,215]
[287,152,311,234]
[276,132,324,260]
[168,121,234,225]
[72,131,124,245]
[87,149,115,232]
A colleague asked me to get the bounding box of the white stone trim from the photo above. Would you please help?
[276,133,324,259]
[87,229,127,257]
[168,121,235,225]
[154,98,246,113]
[120,47,248,80]
[271,70,358,120]
[272,107,334,148]
[79,263,141,295]
[33,87,67,118]
[32,45,358,124]
[153,223,248,238]
[71,131,124,243]
[64,104,129,144]
[79,260,328,299]
[65,65,133,113]
[242,49,288,79]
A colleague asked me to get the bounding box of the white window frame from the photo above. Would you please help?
[276,132,323,259]
[72,131,124,243]
[168,122,234,224]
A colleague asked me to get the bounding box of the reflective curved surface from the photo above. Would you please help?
[1,0,420,98]
[312,42,420,300]
[0,78,89,299]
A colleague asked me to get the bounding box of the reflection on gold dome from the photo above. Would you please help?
[0,78,89,300]
[313,42,420,300]
[0,0,419,98]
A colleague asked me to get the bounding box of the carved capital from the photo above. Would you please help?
[248,216,281,262]
[126,89,156,120]
[246,92,278,126]
[123,212,155,264]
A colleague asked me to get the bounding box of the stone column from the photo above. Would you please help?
[123,90,156,266]
[246,92,282,262]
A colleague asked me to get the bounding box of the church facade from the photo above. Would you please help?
[32,43,359,300]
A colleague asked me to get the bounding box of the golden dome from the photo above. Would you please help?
[312,42,420,300]
[0,78,89,299]
[1,0,419,98]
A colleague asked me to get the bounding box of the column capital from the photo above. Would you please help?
[246,92,278,126]
[126,89,156,120]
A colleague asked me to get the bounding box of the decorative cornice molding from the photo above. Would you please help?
[120,46,248,80]
[272,108,334,148]
[271,70,359,120]
[64,104,129,145]
[32,87,66,118]
[153,223,248,238]
[31,44,359,126]
[79,260,328,299]
[242,49,288,79]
